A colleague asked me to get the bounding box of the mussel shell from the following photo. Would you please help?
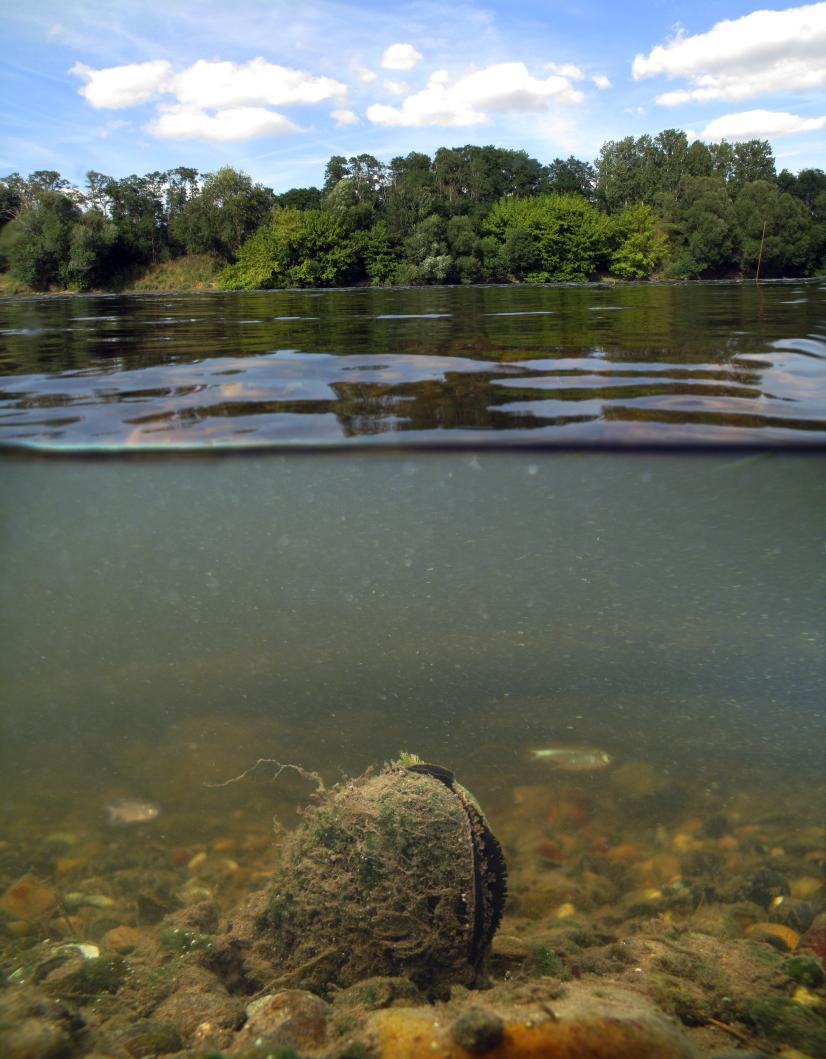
[406,762,507,962]
[263,761,507,995]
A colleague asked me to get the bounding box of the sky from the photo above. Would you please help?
[2,0,826,192]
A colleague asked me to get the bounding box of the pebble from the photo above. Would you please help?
[769,896,815,933]
[451,1008,505,1053]
[742,868,791,909]
[116,1021,182,1058]
[0,1017,73,1059]
[102,926,143,953]
[236,989,330,1049]
[745,923,800,951]
[4,920,32,939]
[490,935,534,962]
[0,875,58,920]
[333,976,422,1010]
[63,893,115,912]
[790,876,823,900]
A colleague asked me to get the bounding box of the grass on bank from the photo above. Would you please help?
[0,254,221,296]
[125,254,220,291]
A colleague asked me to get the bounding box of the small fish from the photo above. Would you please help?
[105,799,160,826]
[529,745,613,771]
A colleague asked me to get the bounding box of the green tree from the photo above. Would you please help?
[358,220,399,285]
[730,140,776,193]
[221,207,357,289]
[733,180,814,275]
[541,156,596,201]
[5,190,81,289]
[609,203,666,278]
[485,194,610,281]
[595,136,643,211]
[170,167,274,260]
[63,209,118,290]
[665,175,736,277]
[398,214,452,284]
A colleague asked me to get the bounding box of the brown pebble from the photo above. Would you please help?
[102,925,144,953]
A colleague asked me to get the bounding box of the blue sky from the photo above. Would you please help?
[3,1,825,191]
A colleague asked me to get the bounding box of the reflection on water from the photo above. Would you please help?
[1,281,825,448]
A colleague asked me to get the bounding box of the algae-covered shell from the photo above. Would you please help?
[264,762,506,996]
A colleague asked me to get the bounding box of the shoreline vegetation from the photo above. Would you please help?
[1,129,825,296]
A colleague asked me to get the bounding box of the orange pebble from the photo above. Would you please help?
[606,843,639,862]
[55,857,83,876]
[212,837,237,852]
[745,922,800,951]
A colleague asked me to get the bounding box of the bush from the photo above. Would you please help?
[485,194,611,281]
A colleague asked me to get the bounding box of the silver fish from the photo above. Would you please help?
[105,799,160,825]
[529,745,613,771]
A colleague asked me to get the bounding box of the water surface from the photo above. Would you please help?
[1,281,824,449]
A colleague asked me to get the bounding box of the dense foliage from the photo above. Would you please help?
[1,131,824,292]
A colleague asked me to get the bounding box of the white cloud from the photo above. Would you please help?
[170,58,345,109]
[633,2,826,105]
[384,80,410,96]
[331,108,359,125]
[546,61,585,80]
[381,43,423,71]
[592,74,612,90]
[700,109,826,140]
[367,62,583,127]
[71,55,347,140]
[70,60,173,109]
[351,58,377,83]
[148,105,299,140]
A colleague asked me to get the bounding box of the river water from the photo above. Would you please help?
[1,280,825,448]
[0,282,823,1057]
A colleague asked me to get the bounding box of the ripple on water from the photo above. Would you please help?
[0,282,824,449]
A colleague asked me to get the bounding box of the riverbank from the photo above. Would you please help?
[0,255,222,297]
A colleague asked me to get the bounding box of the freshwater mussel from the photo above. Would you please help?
[263,758,507,996]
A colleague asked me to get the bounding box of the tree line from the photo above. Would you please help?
[1,129,824,292]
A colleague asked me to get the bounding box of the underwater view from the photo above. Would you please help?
[1,282,825,1059]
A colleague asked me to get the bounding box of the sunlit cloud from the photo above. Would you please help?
[331,108,359,125]
[384,80,410,96]
[546,61,585,80]
[592,74,612,90]
[148,105,299,140]
[633,3,826,105]
[367,62,583,127]
[701,108,826,140]
[380,43,423,71]
[170,59,345,108]
[70,55,345,140]
[70,60,173,109]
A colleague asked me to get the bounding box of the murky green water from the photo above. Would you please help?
[1,451,823,809]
